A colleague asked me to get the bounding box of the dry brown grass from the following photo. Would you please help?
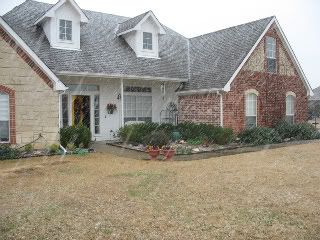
[0,142,320,239]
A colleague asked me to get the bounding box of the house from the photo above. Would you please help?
[309,86,320,107]
[0,0,313,147]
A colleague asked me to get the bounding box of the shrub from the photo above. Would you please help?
[48,144,60,154]
[142,130,170,147]
[66,143,76,151]
[187,138,203,145]
[275,121,319,140]
[60,124,91,148]
[118,122,159,143]
[24,143,33,153]
[291,122,319,140]
[239,127,282,145]
[209,127,234,145]
[0,145,20,160]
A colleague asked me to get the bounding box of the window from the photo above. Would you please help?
[143,32,152,50]
[0,93,9,142]
[124,95,152,123]
[245,92,258,128]
[67,84,99,92]
[94,95,100,134]
[61,94,69,128]
[266,36,276,73]
[286,94,295,124]
[59,19,72,41]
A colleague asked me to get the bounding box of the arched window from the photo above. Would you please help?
[245,90,258,128]
[0,92,10,142]
[286,92,295,124]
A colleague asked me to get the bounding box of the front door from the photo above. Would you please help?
[72,95,90,129]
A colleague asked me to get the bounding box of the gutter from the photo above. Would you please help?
[56,71,188,83]
[176,88,224,96]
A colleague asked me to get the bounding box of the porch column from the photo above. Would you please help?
[120,78,124,127]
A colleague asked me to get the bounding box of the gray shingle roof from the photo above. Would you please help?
[2,1,189,81]
[116,11,149,35]
[310,86,320,101]
[2,0,274,89]
[186,16,274,90]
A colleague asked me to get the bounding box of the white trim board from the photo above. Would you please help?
[223,16,313,97]
[56,71,187,82]
[0,17,67,91]
[117,11,166,36]
[34,0,89,25]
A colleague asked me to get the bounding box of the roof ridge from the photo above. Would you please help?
[189,16,275,40]
[118,10,150,24]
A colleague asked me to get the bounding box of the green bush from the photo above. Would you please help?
[187,138,203,145]
[118,122,159,143]
[275,121,319,140]
[0,145,20,160]
[118,122,234,145]
[142,130,170,147]
[60,124,91,148]
[291,122,319,140]
[239,127,282,145]
[48,144,60,154]
[24,143,33,153]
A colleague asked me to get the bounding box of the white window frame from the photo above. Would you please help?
[143,32,153,50]
[266,36,276,59]
[286,92,296,124]
[58,19,72,42]
[0,93,10,143]
[245,90,259,128]
[124,86,152,123]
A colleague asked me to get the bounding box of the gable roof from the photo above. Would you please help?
[34,0,89,25]
[3,0,188,81]
[116,10,166,36]
[185,16,274,91]
[0,17,67,91]
[310,86,320,101]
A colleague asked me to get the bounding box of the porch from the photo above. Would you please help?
[58,75,182,141]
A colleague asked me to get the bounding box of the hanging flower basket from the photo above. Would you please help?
[106,103,117,114]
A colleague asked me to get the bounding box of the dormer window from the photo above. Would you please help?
[266,36,276,73]
[143,32,152,50]
[59,19,72,41]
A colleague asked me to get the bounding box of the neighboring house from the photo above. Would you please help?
[0,0,313,147]
[309,86,320,107]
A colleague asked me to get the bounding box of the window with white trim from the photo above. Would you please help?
[59,19,72,41]
[286,94,295,124]
[245,93,258,128]
[0,93,9,142]
[124,86,152,123]
[143,32,152,50]
[266,36,276,73]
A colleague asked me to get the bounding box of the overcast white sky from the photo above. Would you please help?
[1,0,319,88]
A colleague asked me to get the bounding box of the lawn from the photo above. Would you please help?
[0,142,320,239]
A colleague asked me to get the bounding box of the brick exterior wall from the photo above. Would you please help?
[178,24,308,132]
[0,28,59,148]
[0,85,16,144]
[224,25,308,133]
[178,93,221,125]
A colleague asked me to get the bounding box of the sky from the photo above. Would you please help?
[0,0,319,88]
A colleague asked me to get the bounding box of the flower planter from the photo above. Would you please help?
[162,149,175,160]
[147,149,160,160]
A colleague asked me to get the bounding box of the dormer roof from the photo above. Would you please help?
[34,0,89,25]
[116,10,166,36]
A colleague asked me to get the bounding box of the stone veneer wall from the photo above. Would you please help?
[0,34,59,148]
